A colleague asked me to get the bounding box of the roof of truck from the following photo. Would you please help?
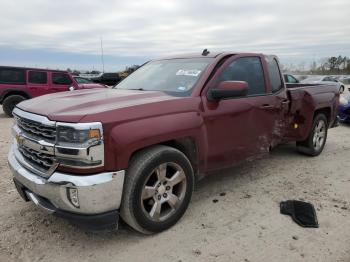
[155,51,266,61]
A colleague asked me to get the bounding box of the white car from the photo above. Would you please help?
[301,76,345,93]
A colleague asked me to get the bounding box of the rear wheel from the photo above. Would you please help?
[120,145,194,234]
[297,113,328,156]
[2,95,26,117]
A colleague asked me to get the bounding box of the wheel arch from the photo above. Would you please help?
[128,137,199,178]
[1,89,31,103]
[314,107,331,125]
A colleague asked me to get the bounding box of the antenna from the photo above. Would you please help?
[100,37,105,73]
[202,49,210,56]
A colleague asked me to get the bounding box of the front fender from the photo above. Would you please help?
[105,112,207,170]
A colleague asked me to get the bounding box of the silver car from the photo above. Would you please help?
[301,76,345,93]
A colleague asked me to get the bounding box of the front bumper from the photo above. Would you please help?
[8,145,125,229]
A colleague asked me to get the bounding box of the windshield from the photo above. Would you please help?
[75,77,93,84]
[114,58,213,95]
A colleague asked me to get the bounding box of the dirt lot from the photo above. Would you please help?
[1,99,350,262]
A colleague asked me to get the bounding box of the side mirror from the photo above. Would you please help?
[208,81,248,101]
[68,86,75,91]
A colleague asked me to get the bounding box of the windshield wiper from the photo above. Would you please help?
[115,87,145,91]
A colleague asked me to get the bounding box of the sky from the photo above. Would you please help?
[0,0,349,72]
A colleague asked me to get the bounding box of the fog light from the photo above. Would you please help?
[67,188,80,208]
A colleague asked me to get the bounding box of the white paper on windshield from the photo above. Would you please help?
[176,69,201,77]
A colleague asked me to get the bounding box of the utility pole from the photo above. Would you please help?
[100,37,105,73]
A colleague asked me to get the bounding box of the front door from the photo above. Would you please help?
[201,55,284,171]
[50,72,73,93]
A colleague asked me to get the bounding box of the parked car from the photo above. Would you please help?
[8,52,339,233]
[338,94,350,123]
[0,66,106,117]
[90,72,121,86]
[301,75,345,93]
[339,76,350,85]
[284,74,300,83]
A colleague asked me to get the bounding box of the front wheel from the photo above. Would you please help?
[120,145,194,234]
[297,113,328,156]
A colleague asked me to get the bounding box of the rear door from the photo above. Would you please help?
[50,72,73,93]
[265,56,290,146]
[202,55,283,171]
[27,70,49,97]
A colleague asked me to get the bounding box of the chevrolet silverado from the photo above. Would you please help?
[8,52,339,233]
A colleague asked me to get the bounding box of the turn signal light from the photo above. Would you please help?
[89,129,101,139]
[67,188,80,208]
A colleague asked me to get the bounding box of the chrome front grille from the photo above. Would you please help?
[14,115,56,141]
[12,108,57,176]
[18,145,55,171]
[12,108,104,176]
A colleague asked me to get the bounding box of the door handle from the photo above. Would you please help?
[281,99,290,105]
[260,104,275,110]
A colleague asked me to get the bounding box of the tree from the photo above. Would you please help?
[328,57,338,72]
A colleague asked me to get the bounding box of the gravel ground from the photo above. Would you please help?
[1,92,350,262]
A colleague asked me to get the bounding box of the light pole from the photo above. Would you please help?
[100,37,105,73]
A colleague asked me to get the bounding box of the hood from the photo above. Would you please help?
[17,88,186,123]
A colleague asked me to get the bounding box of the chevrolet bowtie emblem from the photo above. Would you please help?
[16,134,24,146]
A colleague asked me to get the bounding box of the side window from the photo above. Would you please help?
[0,68,25,84]
[28,71,47,84]
[216,57,266,96]
[267,58,283,93]
[52,73,72,85]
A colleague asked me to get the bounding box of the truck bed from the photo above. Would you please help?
[285,83,339,141]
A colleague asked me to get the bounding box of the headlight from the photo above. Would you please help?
[55,122,104,169]
[57,126,101,144]
[340,96,348,106]
[56,122,103,146]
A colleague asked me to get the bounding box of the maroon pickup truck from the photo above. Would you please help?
[8,52,339,233]
[0,66,105,117]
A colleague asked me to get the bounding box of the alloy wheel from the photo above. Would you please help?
[141,162,187,222]
[313,119,326,151]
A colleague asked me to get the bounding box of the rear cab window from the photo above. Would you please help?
[52,73,72,85]
[28,71,47,84]
[266,57,283,93]
[0,68,26,85]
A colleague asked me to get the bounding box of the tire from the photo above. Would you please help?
[120,145,194,234]
[2,95,26,117]
[340,85,345,93]
[296,113,328,156]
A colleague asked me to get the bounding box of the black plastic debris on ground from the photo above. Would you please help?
[280,200,319,228]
